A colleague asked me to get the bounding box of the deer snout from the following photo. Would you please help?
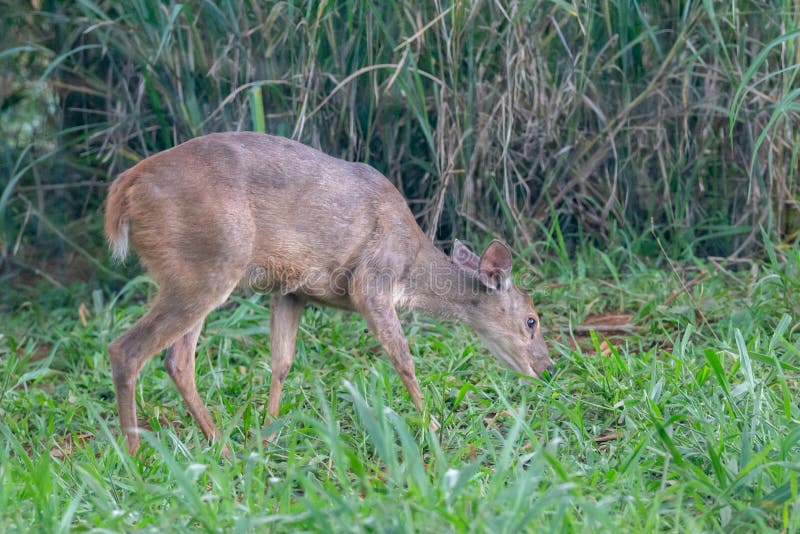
[529,341,551,379]
[527,361,553,380]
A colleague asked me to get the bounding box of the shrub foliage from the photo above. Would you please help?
[1,0,799,274]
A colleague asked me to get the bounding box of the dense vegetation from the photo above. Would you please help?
[2,0,799,276]
[2,245,799,531]
[1,0,799,531]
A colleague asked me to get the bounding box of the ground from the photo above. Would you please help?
[1,246,799,532]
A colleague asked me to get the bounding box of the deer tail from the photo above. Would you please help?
[104,170,136,263]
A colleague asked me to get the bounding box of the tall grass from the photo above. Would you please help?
[1,0,799,278]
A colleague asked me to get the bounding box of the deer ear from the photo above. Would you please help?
[479,240,513,290]
[452,239,481,273]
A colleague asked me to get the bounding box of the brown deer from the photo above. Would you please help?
[105,132,551,455]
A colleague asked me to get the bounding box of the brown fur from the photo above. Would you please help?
[105,132,551,455]
[104,169,138,261]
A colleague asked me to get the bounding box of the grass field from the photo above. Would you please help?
[2,241,799,532]
[3,0,800,531]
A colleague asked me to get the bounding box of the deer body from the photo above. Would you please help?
[105,132,550,455]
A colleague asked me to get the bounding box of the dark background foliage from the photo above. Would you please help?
[1,0,799,289]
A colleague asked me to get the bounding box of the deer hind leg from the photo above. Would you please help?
[109,283,236,455]
[164,320,229,454]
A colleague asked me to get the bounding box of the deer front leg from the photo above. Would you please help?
[356,294,439,431]
[266,293,304,424]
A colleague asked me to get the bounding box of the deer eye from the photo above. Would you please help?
[526,317,537,330]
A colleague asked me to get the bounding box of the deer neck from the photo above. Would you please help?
[400,242,484,324]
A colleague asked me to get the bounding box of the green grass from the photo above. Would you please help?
[2,246,799,532]
[2,2,799,530]
[2,0,800,268]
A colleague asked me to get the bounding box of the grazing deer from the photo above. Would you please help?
[105,132,551,455]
